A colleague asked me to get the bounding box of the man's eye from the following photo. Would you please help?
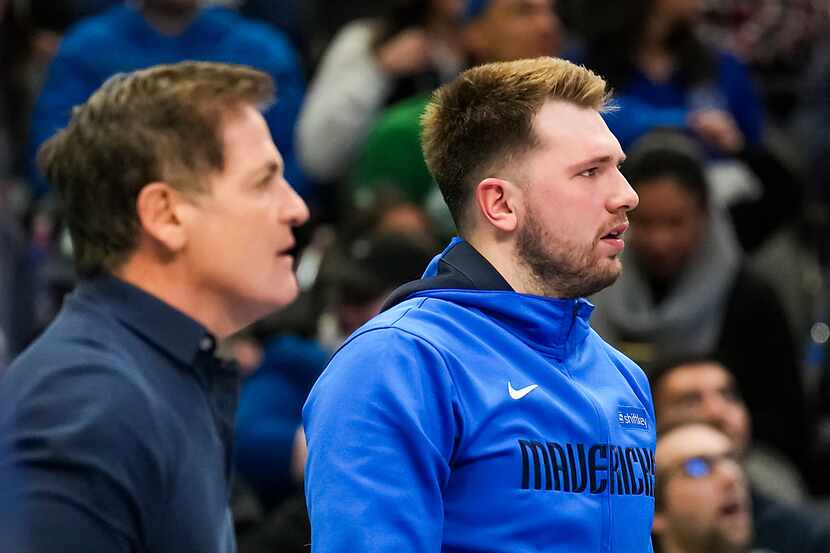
[676,394,701,408]
[580,167,599,177]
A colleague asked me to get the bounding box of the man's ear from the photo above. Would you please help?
[475,177,519,233]
[135,182,188,252]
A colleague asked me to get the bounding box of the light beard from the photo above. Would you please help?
[679,526,749,553]
[515,207,622,298]
[670,509,752,553]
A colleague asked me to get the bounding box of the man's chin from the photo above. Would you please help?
[593,261,623,289]
[576,271,621,298]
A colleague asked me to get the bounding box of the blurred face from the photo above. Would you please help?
[179,105,309,334]
[375,203,431,237]
[515,100,639,298]
[432,0,466,21]
[465,0,562,62]
[655,425,752,553]
[654,0,705,25]
[654,362,751,458]
[629,177,706,281]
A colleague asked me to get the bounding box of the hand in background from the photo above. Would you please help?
[375,28,432,77]
[689,109,745,154]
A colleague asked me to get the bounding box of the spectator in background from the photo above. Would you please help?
[697,0,829,125]
[26,0,310,202]
[577,0,762,155]
[349,0,563,233]
[234,334,328,512]
[295,0,465,185]
[794,36,830,495]
[590,131,809,479]
[650,357,830,553]
[0,61,309,552]
[460,0,561,64]
[652,423,758,553]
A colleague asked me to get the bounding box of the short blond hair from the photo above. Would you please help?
[38,61,275,277]
[421,57,610,231]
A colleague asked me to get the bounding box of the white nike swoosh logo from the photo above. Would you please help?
[508,381,539,400]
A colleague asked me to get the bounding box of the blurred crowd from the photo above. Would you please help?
[2,0,830,551]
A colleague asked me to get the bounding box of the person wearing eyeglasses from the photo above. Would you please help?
[653,422,762,553]
[649,356,830,553]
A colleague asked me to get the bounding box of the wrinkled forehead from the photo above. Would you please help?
[659,362,734,400]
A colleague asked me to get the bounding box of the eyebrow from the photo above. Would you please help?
[567,154,626,173]
[250,159,282,182]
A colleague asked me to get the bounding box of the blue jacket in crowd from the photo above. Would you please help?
[235,335,328,510]
[27,4,309,200]
[604,50,763,151]
[304,238,657,552]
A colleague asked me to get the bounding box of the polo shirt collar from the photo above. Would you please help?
[77,273,215,366]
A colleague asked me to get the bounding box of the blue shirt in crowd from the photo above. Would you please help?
[0,274,240,553]
[26,4,309,201]
[603,50,763,151]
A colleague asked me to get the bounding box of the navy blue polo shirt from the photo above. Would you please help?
[0,274,239,552]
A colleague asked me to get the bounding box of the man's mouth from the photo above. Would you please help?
[719,498,747,518]
[601,223,629,241]
[277,241,296,257]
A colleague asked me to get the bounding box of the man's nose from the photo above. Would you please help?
[283,180,310,226]
[608,173,639,213]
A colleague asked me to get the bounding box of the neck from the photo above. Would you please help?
[114,253,242,340]
[466,232,547,297]
[141,5,199,36]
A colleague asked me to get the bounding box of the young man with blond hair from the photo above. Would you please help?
[0,61,309,552]
[304,57,654,552]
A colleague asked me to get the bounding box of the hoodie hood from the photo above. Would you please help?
[382,237,595,358]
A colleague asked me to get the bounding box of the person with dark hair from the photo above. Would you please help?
[0,61,309,552]
[649,357,830,553]
[305,57,654,552]
[296,0,465,184]
[26,0,309,201]
[590,130,810,485]
[577,0,763,154]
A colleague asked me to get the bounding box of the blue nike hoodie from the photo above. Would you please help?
[303,238,656,552]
